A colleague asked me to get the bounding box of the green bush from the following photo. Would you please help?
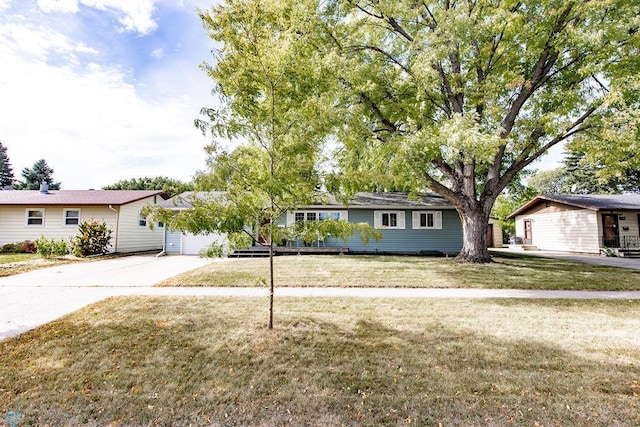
[72,220,112,257]
[35,237,69,258]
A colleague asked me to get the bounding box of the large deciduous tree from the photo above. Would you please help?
[263,0,638,263]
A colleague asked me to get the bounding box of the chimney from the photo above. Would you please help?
[39,183,49,194]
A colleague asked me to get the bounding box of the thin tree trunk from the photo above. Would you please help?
[268,240,274,329]
[456,207,491,263]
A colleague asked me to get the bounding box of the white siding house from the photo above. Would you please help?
[0,189,166,253]
[509,194,640,255]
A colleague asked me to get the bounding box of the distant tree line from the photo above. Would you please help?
[102,176,193,197]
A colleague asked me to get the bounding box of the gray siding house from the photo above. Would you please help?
[284,192,464,255]
[161,191,474,255]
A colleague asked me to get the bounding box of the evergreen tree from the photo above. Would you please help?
[16,159,61,190]
[0,141,15,188]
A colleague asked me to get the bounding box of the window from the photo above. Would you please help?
[382,212,397,227]
[64,209,80,226]
[26,209,44,226]
[138,213,147,227]
[289,210,348,225]
[374,211,405,229]
[412,211,442,229]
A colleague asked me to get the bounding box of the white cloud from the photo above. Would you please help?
[151,47,164,59]
[37,0,79,13]
[0,0,12,10]
[81,0,158,34]
[0,22,98,62]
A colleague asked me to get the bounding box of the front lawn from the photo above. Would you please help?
[1,297,638,426]
[156,253,640,291]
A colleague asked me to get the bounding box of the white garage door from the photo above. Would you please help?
[182,232,226,255]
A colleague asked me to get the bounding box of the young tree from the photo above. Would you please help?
[103,176,193,197]
[0,141,15,188]
[147,0,378,329]
[16,159,61,190]
[247,0,638,263]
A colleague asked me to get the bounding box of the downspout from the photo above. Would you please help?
[108,205,119,252]
[156,225,167,257]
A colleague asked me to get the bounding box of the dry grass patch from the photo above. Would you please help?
[1,297,639,426]
[156,254,640,290]
[0,254,86,277]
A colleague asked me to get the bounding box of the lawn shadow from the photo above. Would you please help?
[1,297,638,426]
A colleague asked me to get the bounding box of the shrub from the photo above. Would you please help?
[72,220,112,257]
[35,236,69,258]
[21,240,36,253]
[0,241,36,254]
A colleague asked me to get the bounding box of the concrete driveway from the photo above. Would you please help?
[0,255,212,341]
[491,248,640,269]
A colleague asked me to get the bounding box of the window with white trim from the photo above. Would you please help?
[138,213,147,227]
[412,211,443,229]
[26,209,45,226]
[374,211,405,229]
[289,210,347,224]
[64,209,80,226]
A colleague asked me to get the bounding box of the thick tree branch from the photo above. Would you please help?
[358,92,398,134]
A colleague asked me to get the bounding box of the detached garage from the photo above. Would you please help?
[160,192,227,255]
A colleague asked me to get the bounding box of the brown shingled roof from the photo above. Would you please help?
[0,190,165,206]
[508,194,640,218]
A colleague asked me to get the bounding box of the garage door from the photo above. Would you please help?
[182,232,226,255]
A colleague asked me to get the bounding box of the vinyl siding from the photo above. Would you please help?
[116,198,164,253]
[285,209,462,253]
[515,209,600,253]
[0,206,117,247]
[165,229,182,254]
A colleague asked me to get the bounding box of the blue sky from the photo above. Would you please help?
[0,0,217,189]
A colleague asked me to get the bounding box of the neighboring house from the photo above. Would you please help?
[508,194,640,255]
[0,188,166,253]
[161,191,503,255]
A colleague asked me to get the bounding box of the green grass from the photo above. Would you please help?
[0,253,38,264]
[156,253,640,291]
[1,297,638,426]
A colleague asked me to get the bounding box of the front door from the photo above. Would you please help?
[524,220,532,245]
[602,214,619,247]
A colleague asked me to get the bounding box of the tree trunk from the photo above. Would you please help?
[455,207,491,263]
[268,240,274,329]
